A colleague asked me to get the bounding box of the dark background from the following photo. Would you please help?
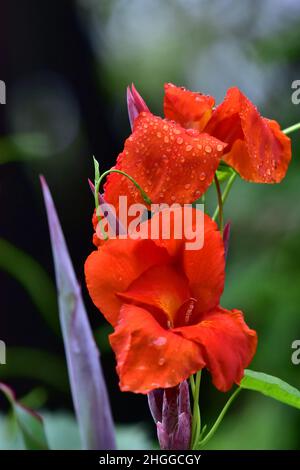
[0,0,300,449]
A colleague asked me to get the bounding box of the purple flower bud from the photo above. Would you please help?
[148,381,191,450]
[127,83,150,130]
[88,179,126,236]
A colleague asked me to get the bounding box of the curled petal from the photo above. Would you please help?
[174,307,257,392]
[118,264,190,327]
[205,87,291,183]
[109,304,205,394]
[104,112,226,207]
[164,82,215,132]
[85,239,170,326]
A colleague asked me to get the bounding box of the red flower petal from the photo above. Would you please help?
[85,239,170,326]
[118,264,190,328]
[104,112,226,207]
[174,307,257,392]
[110,304,205,394]
[182,215,225,314]
[205,87,291,183]
[164,83,215,132]
[142,207,225,313]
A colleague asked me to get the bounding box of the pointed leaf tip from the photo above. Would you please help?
[40,177,116,450]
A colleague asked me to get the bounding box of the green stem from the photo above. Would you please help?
[214,174,224,234]
[97,169,152,205]
[197,388,242,449]
[212,172,237,222]
[189,375,195,396]
[92,164,152,241]
[191,371,202,449]
[283,122,300,135]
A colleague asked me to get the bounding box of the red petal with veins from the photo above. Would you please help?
[110,304,205,394]
[164,83,215,132]
[118,264,190,328]
[205,87,291,183]
[175,307,257,392]
[104,112,226,208]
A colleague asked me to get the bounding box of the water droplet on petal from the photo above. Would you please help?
[185,183,191,190]
[158,358,165,366]
[200,172,206,181]
[152,337,167,346]
[217,144,224,152]
[157,132,162,138]
[164,136,169,143]
[186,145,193,152]
[177,137,183,144]
[205,145,212,153]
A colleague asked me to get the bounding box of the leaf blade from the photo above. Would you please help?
[0,383,49,450]
[40,176,116,450]
[240,369,300,410]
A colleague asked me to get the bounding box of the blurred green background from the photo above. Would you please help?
[0,0,299,449]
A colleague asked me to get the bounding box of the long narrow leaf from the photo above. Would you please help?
[40,176,116,450]
[240,369,300,410]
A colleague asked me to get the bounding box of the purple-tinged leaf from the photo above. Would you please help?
[40,176,116,450]
[0,382,49,450]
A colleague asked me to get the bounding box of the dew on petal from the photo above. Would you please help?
[152,336,167,346]
[177,137,184,144]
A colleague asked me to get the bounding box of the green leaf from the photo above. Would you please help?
[240,369,300,410]
[0,383,49,450]
[0,238,60,335]
[215,162,234,183]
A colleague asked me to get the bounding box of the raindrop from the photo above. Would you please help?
[177,137,183,144]
[205,145,212,153]
[152,336,167,346]
[186,145,193,152]
[200,172,206,181]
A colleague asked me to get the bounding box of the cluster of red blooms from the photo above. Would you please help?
[84,83,291,447]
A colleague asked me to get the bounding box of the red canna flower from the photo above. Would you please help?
[103,84,291,213]
[85,207,257,394]
[164,83,291,184]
